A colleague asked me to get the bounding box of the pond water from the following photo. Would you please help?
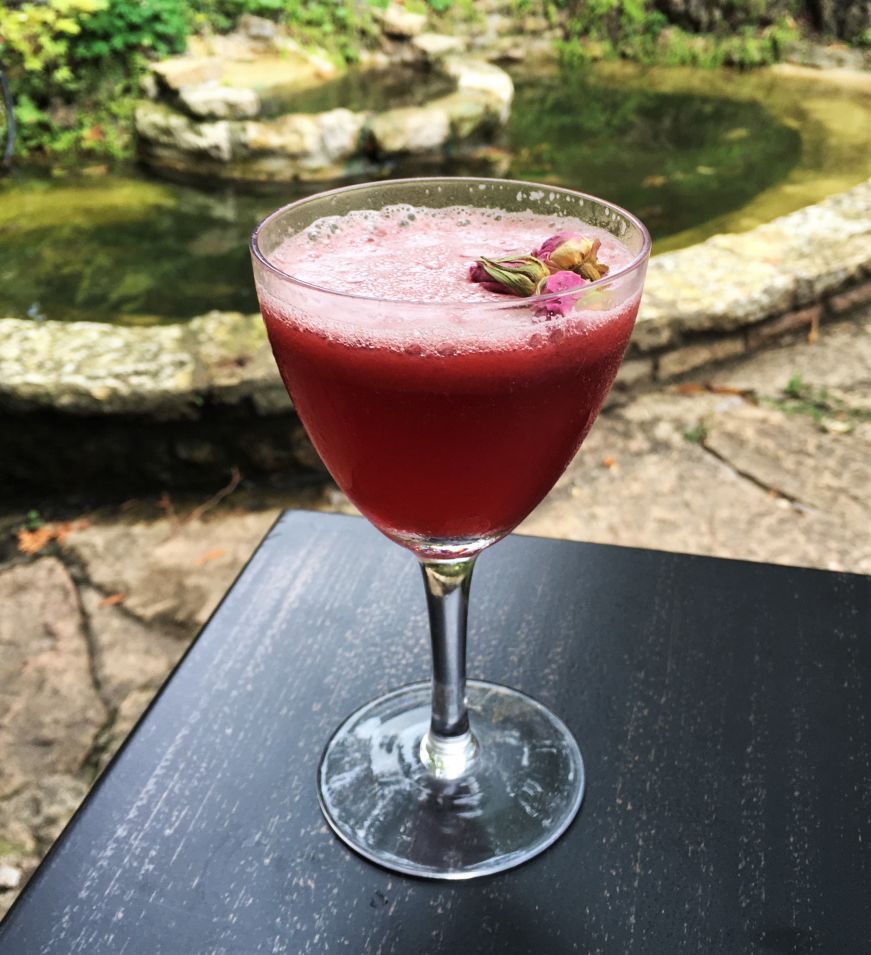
[1,63,869,325]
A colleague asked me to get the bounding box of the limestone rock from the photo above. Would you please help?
[440,56,514,119]
[135,101,233,161]
[368,104,450,154]
[0,864,21,890]
[80,587,186,709]
[189,310,286,407]
[0,774,90,855]
[0,314,197,416]
[64,511,280,629]
[0,310,282,417]
[707,314,871,404]
[657,335,746,379]
[412,32,466,60]
[519,389,871,575]
[636,176,871,350]
[237,13,278,43]
[373,3,428,38]
[0,773,89,918]
[0,560,106,798]
[245,113,321,155]
[704,404,870,527]
[429,90,502,139]
[180,82,261,120]
[245,109,366,165]
[317,108,368,162]
[152,56,223,92]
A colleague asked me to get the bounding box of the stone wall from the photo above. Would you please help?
[135,13,515,184]
[2,178,869,494]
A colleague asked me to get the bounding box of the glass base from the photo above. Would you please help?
[317,680,585,880]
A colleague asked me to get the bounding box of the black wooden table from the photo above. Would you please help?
[2,511,869,954]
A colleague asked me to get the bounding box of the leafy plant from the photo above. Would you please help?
[25,509,45,531]
[557,0,797,69]
[0,0,189,158]
[73,0,188,63]
[762,373,870,432]
[683,422,708,444]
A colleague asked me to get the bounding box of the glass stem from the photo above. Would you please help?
[419,557,479,779]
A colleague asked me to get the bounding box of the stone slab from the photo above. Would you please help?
[80,586,187,710]
[708,312,871,406]
[704,405,870,527]
[0,560,105,798]
[0,774,89,919]
[412,32,466,60]
[0,311,283,417]
[636,177,871,350]
[373,3,428,38]
[368,104,451,154]
[64,510,281,629]
[180,83,261,120]
[152,56,223,92]
[518,390,871,575]
[657,334,745,379]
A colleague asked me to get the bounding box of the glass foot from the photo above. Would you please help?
[317,680,585,880]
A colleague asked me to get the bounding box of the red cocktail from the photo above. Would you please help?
[251,178,650,879]
[256,199,641,555]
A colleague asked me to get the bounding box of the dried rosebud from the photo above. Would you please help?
[469,255,550,297]
[468,262,510,294]
[533,231,610,282]
[534,270,588,317]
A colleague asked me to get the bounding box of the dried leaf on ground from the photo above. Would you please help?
[16,519,90,556]
[673,382,752,397]
[194,548,225,568]
[16,526,55,556]
[98,593,127,608]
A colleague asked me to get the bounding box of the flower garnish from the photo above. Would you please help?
[469,255,550,296]
[533,231,610,282]
[534,270,588,317]
[469,230,609,313]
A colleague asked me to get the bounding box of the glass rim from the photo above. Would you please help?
[249,176,652,310]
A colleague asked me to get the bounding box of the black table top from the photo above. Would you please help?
[2,511,869,954]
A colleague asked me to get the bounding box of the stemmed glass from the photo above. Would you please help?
[250,178,650,879]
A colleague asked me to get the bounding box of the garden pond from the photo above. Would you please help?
[1,62,869,325]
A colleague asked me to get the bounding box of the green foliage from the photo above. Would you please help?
[187,0,378,63]
[558,0,798,69]
[0,0,104,88]
[0,0,186,159]
[25,510,45,532]
[684,422,709,444]
[785,372,805,398]
[74,0,188,62]
[764,374,870,431]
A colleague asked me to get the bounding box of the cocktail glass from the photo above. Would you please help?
[250,177,650,879]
